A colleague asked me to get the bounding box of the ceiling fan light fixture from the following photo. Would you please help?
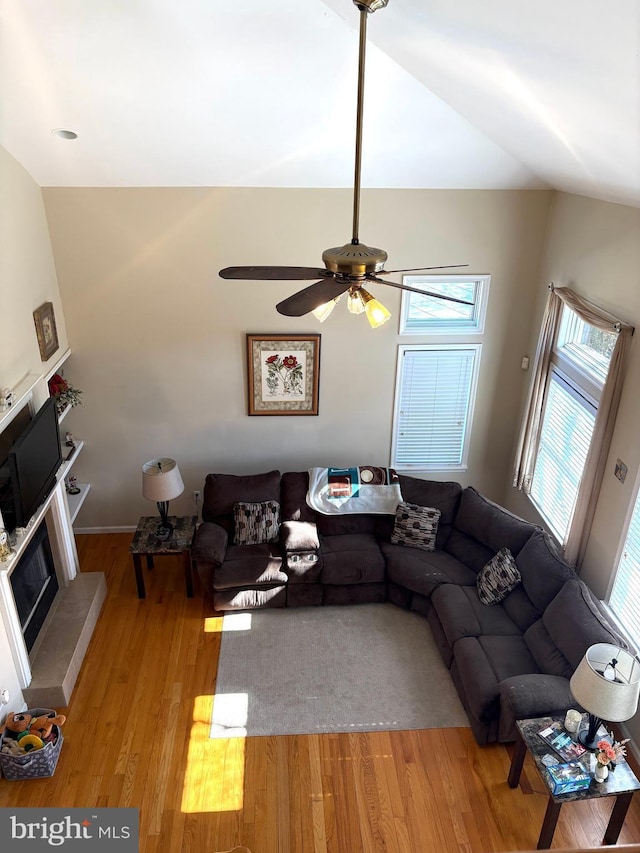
[347,290,366,314]
[353,0,389,13]
[312,295,342,323]
[360,288,391,328]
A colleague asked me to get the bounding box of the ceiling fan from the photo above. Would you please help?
[220,0,471,327]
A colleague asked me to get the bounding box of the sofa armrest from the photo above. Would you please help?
[498,673,579,741]
[281,520,319,552]
[192,521,228,565]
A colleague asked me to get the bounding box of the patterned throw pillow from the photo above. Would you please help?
[391,501,441,552]
[477,547,521,606]
[233,500,281,545]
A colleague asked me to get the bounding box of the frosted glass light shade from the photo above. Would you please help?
[142,458,184,502]
[312,296,341,322]
[570,643,640,723]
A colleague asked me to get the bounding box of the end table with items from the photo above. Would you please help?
[508,714,640,849]
[129,515,197,599]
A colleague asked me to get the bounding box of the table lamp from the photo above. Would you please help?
[142,457,184,541]
[569,643,640,748]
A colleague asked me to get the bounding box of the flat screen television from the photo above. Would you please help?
[2,398,62,530]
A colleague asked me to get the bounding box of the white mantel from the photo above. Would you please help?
[0,349,98,707]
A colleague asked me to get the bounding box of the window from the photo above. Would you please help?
[609,485,640,649]
[399,275,490,334]
[529,304,615,542]
[391,345,481,471]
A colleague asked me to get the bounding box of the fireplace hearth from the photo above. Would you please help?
[10,522,58,653]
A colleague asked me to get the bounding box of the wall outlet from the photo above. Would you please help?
[0,689,9,705]
[193,490,201,505]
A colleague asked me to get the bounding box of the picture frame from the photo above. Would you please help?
[33,302,59,361]
[246,334,321,416]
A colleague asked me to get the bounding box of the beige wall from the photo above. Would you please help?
[504,193,640,594]
[0,147,68,388]
[41,187,552,529]
[0,146,69,714]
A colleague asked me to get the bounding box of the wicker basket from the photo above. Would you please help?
[0,708,64,781]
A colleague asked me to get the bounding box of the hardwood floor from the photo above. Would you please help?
[1,532,639,852]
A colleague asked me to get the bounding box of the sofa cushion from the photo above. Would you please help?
[500,586,542,633]
[524,619,573,679]
[476,548,521,606]
[202,470,281,533]
[453,635,540,723]
[516,529,575,611]
[432,584,522,648]
[445,487,535,572]
[281,471,317,523]
[213,543,286,590]
[543,579,629,670]
[316,514,377,536]
[391,502,441,552]
[233,500,280,545]
[382,542,477,597]
[320,533,385,584]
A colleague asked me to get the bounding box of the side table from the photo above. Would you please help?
[508,714,640,849]
[129,515,197,599]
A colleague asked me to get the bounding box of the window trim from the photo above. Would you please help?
[606,468,640,650]
[390,343,482,473]
[399,274,490,335]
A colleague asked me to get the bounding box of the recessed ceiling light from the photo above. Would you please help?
[51,129,78,140]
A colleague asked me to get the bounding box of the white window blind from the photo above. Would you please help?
[530,370,596,541]
[392,345,479,470]
[609,489,640,649]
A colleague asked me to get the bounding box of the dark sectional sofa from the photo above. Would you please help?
[193,469,631,745]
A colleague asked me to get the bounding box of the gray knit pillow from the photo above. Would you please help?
[391,501,441,552]
[233,500,280,545]
[477,547,521,605]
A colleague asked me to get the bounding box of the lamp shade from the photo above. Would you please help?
[142,458,184,503]
[570,643,640,723]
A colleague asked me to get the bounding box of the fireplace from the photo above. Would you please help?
[10,522,59,653]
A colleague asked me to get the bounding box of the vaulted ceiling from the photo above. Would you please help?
[1,0,638,206]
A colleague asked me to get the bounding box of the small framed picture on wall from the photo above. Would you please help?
[246,333,321,416]
[33,301,59,361]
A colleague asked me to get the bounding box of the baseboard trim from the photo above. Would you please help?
[74,526,137,534]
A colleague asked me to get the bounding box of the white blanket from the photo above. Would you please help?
[306,466,403,515]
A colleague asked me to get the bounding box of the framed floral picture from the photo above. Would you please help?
[33,301,59,361]
[246,334,321,415]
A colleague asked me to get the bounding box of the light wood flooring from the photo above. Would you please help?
[1,532,639,852]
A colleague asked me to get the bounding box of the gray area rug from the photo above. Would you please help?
[210,603,468,738]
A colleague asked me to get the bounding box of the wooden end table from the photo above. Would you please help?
[508,714,640,849]
[129,515,197,599]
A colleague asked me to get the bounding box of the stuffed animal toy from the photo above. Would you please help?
[0,711,32,740]
[29,712,66,743]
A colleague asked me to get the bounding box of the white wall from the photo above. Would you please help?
[41,187,552,529]
[0,146,69,717]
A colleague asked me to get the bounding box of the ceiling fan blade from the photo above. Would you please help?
[219,266,331,281]
[276,279,352,317]
[377,264,469,275]
[366,275,474,306]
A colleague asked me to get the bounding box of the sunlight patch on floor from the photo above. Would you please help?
[204,612,252,632]
[181,694,246,813]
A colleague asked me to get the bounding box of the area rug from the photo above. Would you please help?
[210,603,468,738]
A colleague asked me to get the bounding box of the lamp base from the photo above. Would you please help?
[156,501,173,542]
[577,713,603,750]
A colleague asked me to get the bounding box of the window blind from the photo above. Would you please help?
[393,347,478,469]
[530,370,596,542]
[609,490,640,649]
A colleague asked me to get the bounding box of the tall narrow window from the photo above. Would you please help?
[391,345,481,471]
[609,487,640,649]
[529,304,615,543]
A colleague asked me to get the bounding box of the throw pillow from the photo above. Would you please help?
[477,547,521,606]
[391,501,441,552]
[233,500,280,546]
